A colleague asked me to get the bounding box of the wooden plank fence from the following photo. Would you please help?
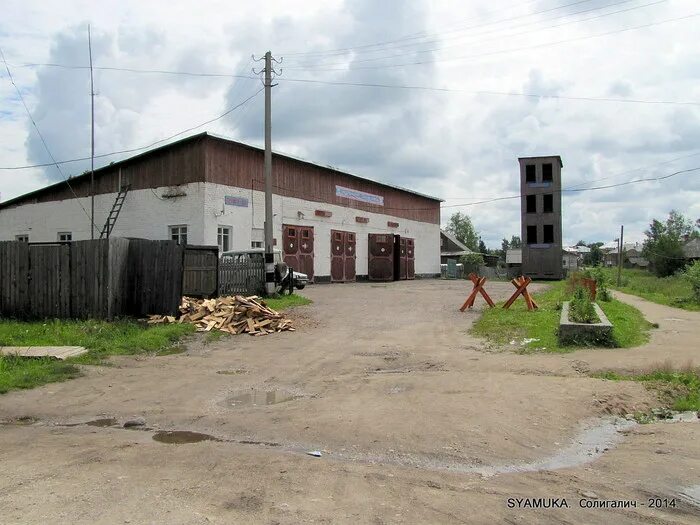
[0,238,199,320]
[182,246,219,298]
[218,256,265,296]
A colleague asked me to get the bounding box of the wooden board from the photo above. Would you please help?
[0,346,88,360]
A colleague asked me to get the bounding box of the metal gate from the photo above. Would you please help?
[368,233,394,281]
[330,230,356,282]
[283,224,315,281]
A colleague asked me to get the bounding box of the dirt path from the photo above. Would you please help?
[0,280,698,524]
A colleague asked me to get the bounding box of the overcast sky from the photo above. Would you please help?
[1,0,699,247]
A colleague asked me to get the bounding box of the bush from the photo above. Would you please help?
[569,286,599,324]
[459,253,484,276]
[589,266,612,301]
[685,260,700,303]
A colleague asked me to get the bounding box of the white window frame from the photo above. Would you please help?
[217,226,232,252]
[57,232,72,242]
[15,234,29,242]
[251,241,263,249]
[169,225,188,245]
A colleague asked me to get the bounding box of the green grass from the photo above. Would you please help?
[599,267,700,311]
[471,280,653,352]
[594,367,700,412]
[0,356,81,394]
[0,319,195,364]
[263,293,312,311]
[0,293,312,394]
[0,319,195,394]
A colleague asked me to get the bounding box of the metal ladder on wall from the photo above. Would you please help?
[99,185,130,239]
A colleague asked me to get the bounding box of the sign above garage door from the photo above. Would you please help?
[335,186,384,206]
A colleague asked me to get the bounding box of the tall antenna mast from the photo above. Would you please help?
[88,24,95,239]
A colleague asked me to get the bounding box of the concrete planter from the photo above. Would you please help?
[559,301,614,346]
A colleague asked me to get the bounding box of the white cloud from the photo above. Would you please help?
[1,0,698,247]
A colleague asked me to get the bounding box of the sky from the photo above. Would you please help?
[1,0,699,248]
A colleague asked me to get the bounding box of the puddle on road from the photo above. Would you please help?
[319,417,636,477]
[152,430,220,444]
[86,418,118,427]
[223,388,299,407]
[678,485,700,508]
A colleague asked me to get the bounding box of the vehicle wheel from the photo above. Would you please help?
[295,284,305,290]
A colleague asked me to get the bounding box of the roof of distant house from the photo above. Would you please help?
[684,238,700,259]
[440,230,473,254]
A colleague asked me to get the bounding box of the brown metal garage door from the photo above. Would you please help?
[395,237,407,280]
[368,233,394,281]
[283,225,314,281]
[330,230,356,282]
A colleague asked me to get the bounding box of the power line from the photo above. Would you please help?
[5,62,700,114]
[285,11,700,71]
[438,166,699,210]
[250,166,699,213]
[0,45,98,231]
[0,87,263,171]
[287,0,660,68]
[281,0,595,58]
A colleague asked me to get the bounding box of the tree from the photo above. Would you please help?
[478,238,487,254]
[575,239,587,247]
[509,235,522,248]
[643,210,697,277]
[584,242,603,266]
[445,212,479,251]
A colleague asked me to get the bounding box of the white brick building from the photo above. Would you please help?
[0,133,442,282]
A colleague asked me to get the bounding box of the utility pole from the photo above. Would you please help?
[617,225,624,287]
[263,51,275,296]
[88,25,95,240]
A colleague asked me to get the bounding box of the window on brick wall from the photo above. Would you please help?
[543,193,553,213]
[217,226,232,252]
[527,225,538,245]
[169,225,188,245]
[543,224,554,244]
[542,163,553,182]
[526,194,537,213]
[525,165,536,183]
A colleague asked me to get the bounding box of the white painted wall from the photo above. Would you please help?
[0,183,206,243]
[204,182,440,277]
[1,181,441,277]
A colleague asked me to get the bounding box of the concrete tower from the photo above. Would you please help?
[518,156,563,280]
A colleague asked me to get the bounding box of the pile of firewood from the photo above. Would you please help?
[146,295,295,336]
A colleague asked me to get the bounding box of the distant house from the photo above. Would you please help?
[684,238,700,262]
[603,242,649,268]
[440,230,473,264]
[624,242,649,269]
[562,248,580,272]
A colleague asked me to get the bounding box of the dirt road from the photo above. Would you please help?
[1,280,698,524]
